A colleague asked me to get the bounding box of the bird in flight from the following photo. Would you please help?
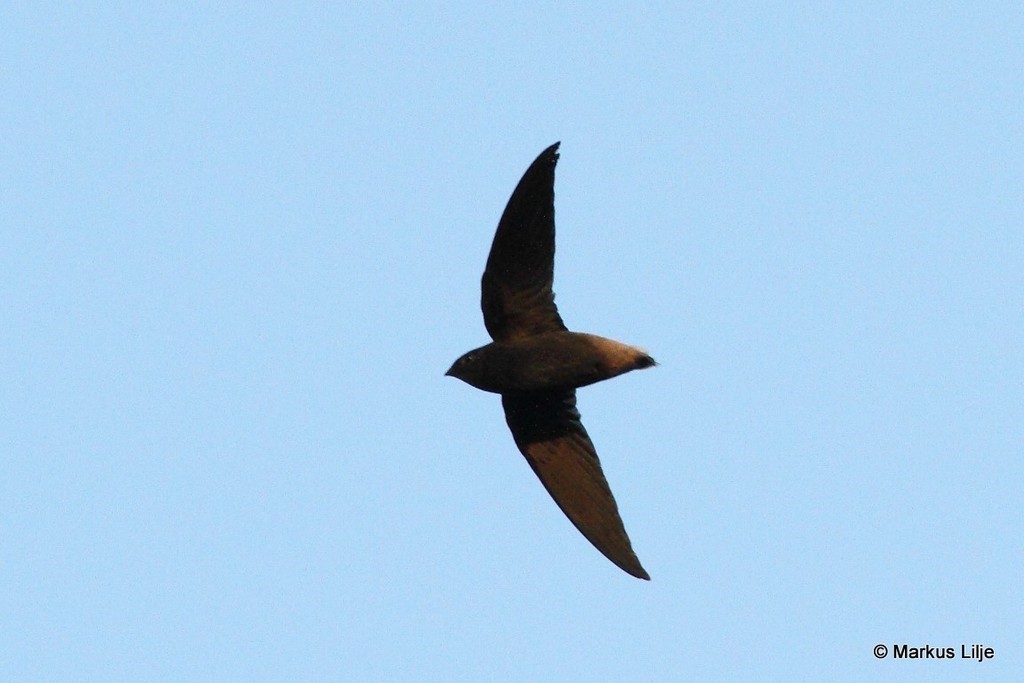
[446,142,655,580]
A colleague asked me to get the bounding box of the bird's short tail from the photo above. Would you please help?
[634,352,657,369]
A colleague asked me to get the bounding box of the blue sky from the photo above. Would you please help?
[3,3,1021,681]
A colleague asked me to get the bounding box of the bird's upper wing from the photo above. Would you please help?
[501,390,649,579]
[481,143,567,341]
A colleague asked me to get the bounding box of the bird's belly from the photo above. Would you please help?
[492,333,645,392]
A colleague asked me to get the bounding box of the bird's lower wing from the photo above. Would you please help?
[501,391,649,580]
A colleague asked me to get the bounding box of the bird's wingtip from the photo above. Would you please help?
[623,560,651,580]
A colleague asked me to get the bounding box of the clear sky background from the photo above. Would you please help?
[3,4,1021,681]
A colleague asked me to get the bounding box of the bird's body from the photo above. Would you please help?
[449,332,655,394]
[446,142,655,580]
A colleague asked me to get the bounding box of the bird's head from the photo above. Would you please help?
[445,346,495,392]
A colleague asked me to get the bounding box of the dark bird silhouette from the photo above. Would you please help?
[446,143,655,580]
